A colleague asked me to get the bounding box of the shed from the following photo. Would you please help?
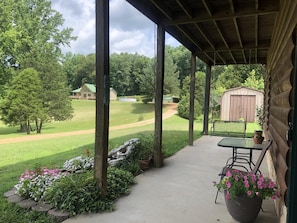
[220,86,263,122]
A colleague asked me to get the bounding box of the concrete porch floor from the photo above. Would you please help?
[63,135,278,223]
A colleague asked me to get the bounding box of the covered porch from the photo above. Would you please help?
[94,1,297,222]
[64,136,277,223]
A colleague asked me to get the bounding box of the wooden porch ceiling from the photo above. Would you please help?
[125,0,279,66]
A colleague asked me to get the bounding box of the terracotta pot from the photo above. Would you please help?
[224,191,262,223]
[138,159,150,171]
[253,130,264,144]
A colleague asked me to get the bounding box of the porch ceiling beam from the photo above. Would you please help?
[150,0,174,21]
[176,0,193,18]
[202,0,228,64]
[229,0,245,63]
[176,25,203,51]
[196,44,269,54]
[254,0,259,64]
[163,9,278,26]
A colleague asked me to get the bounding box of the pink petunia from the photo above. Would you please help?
[271,195,277,200]
[226,181,231,188]
[226,170,232,177]
[247,190,252,196]
[269,181,275,188]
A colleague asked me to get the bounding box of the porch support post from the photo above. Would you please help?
[203,64,211,135]
[287,30,297,223]
[154,24,165,168]
[188,52,196,145]
[94,0,109,198]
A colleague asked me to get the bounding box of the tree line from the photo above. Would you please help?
[0,0,265,134]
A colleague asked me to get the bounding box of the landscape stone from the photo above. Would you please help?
[32,202,52,212]
[48,209,69,222]
[18,199,37,209]
[4,188,17,198]
[7,194,25,203]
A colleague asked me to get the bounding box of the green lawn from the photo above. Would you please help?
[0,100,261,222]
[0,100,166,138]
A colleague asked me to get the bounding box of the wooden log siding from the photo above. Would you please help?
[265,30,295,205]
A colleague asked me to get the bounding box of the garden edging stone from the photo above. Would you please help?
[4,188,69,222]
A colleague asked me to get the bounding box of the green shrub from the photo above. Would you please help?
[115,135,154,175]
[45,167,134,216]
[107,167,135,200]
[177,94,202,119]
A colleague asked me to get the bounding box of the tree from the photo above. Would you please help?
[35,53,73,133]
[72,54,96,89]
[61,52,85,89]
[216,65,244,90]
[242,69,264,90]
[167,45,206,88]
[0,0,75,133]
[109,53,150,96]
[178,71,205,119]
[0,68,44,134]
[138,49,180,103]
[0,0,76,88]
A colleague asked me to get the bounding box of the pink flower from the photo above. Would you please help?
[226,170,232,177]
[271,195,277,200]
[247,190,252,196]
[269,181,275,188]
[245,182,249,188]
[226,181,231,188]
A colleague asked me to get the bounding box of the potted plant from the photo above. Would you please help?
[214,169,280,223]
[133,135,154,171]
[253,130,264,144]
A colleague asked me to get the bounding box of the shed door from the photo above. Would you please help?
[229,95,256,122]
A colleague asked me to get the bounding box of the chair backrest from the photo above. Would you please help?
[252,140,273,174]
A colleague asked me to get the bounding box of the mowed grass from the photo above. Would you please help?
[0,100,165,138]
[0,101,204,223]
[0,100,260,222]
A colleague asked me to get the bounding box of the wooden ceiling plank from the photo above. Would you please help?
[201,0,230,52]
[201,0,213,16]
[254,0,259,64]
[242,50,247,64]
[194,23,215,49]
[150,0,174,21]
[176,25,203,51]
[176,0,193,18]
[228,0,235,14]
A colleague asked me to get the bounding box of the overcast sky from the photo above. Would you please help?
[51,0,180,58]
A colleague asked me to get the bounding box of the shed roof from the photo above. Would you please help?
[223,86,264,94]
[126,0,279,66]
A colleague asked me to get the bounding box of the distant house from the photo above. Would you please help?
[71,83,117,100]
[220,86,263,122]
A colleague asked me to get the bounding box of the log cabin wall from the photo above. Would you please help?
[264,1,297,221]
